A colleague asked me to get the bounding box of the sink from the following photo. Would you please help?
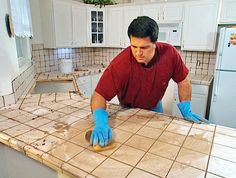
[31,80,75,94]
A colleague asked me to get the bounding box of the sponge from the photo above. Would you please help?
[85,130,116,152]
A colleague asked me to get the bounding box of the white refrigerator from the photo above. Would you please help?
[209,27,236,128]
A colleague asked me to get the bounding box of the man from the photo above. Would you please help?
[90,16,204,147]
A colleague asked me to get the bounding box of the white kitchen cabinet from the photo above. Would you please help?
[72,3,87,47]
[162,3,183,22]
[141,2,183,22]
[181,0,219,51]
[77,73,103,98]
[91,73,102,93]
[87,7,106,46]
[40,0,87,48]
[40,0,72,48]
[172,84,210,119]
[123,6,141,47]
[219,0,236,24]
[77,75,92,98]
[106,7,123,47]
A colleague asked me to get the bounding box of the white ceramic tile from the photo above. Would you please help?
[208,156,236,178]
[137,153,173,177]
[92,158,133,178]
[167,162,205,178]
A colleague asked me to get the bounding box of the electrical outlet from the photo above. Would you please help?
[197,59,201,66]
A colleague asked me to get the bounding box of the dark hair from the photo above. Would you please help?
[128,16,159,43]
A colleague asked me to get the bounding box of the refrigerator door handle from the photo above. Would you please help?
[216,28,226,69]
[213,72,220,102]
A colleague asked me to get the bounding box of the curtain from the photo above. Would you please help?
[10,0,33,37]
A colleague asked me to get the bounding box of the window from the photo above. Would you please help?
[15,36,31,69]
[10,0,33,70]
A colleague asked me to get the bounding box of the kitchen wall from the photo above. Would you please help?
[0,0,20,95]
[0,0,36,108]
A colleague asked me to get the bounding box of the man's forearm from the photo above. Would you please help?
[90,91,107,112]
[177,77,192,102]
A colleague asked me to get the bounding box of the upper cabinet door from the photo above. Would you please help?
[141,3,183,23]
[220,0,236,24]
[141,4,160,22]
[72,4,87,47]
[88,8,105,46]
[182,0,219,51]
[123,6,141,47]
[53,0,72,47]
[163,2,183,21]
[107,7,123,47]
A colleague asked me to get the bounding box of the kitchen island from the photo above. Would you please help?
[1,89,236,178]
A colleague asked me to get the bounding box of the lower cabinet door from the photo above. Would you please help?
[79,83,92,98]
[172,92,208,118]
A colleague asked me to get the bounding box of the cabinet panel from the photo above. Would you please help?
[77,75,92,98]
[163,3,183,21]
[91,73,102,93]
[123,7,141,47]
[220,0,236,24]
[40,0,86,48]
[141,3,183,22]
[141,4,160,22]
[72,4,87,47]
[88,8,105,46]
[172,93,208,118]
[79,83,92,98]
[182,0,219,51]
[172,84,209,118]
[107,7,123,47]
[53,0,72,47]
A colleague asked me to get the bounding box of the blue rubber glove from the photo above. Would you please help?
[151,100,164,113]
[177,100,202,123]
[90,108,112,147]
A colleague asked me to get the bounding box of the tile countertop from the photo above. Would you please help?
[1,92,236,178]
[35,65,213,86]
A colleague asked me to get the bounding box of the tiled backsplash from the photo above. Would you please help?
[180,50,216,75]
[32,44,123,73]
[32,44,216,75]
[0,64,36,108]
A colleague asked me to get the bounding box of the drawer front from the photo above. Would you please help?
[174,84,209,95]
[191,84,209,95]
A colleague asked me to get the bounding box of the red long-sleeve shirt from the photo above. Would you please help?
[95,42,189,110]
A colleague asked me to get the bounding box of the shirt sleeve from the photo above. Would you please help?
[172,48,189,83]
[95,65,120,101]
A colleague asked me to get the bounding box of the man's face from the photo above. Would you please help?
[130,35,156,65]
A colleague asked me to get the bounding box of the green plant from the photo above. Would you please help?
[83,0,117,8]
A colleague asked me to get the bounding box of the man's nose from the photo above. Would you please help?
[136,48,143,55]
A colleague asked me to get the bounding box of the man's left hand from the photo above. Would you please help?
[177,100,209,124]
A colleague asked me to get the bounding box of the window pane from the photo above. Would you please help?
[15,36,23,58]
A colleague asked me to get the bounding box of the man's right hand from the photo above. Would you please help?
[90,108,112,147]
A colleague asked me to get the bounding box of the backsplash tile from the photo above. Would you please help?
[1,64,35,108]
[180,50,216,75]
[32,44,216,76]
[32,44,123,73]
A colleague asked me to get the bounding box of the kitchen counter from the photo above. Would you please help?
[188,73,213,86]
[35,65,213,86]
[1,91,236,178]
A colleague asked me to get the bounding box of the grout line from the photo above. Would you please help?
[204,124,217,177]
[165,120,193,177]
